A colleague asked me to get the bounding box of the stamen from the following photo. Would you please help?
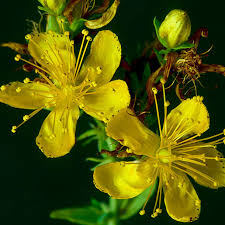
[152,87,162,139]
[74,29,89,79]
[160,78,168,137]
[11,107,43,133]
[14,54,56,88]
[0,85,6,91]
[75,36,92,78]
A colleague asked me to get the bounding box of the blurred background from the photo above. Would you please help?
[0,0,225,225]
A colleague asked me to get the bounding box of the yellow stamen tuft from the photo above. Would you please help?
[14,54,21,61]
[64,31,70,36]
[139,210,145,216]
[160,78,166,84]
[86,36,92,41]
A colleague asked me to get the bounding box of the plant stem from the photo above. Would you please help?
[107,198,120,225]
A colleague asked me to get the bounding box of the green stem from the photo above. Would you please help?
[107,198,120,225]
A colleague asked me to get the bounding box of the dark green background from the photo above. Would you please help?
[0,0,225,225]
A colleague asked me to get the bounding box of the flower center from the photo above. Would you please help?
[157,148,171,163]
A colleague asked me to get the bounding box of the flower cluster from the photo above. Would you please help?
[1,3,225,224]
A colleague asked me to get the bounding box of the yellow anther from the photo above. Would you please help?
[139,210,145,216]
[35,69,39,73]
[96,66,102,74]
[11,126,17,133]
[25,34,32,40]
[1,85,6,91]
[14,54,21,61]
[223,129,225,135]
[165,100,170,107]
[23,78,30,84]
[151,212,158,218]
[223,139,225,144]
[86,36,92,41]
[215,156,220,161]
[79,103,84,108]
[70,40,74,45]
[49,134,56,140]
[156,208,162,213]
[91,82,97,87]
[48,30,53,34]
[178,182,182,188]
[126,149,133,154]
[16,87,22,93]
[160,78,166,84]
[152,87,158,94]
[64,31,70,36]
[213,181,218,187]
[195,200,201,206]
[45,103,50,108]
[82,29,89,36]
[23,115,29,121]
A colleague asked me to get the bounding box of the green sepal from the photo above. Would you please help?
[70,19,86,38]
[50,206,103,225]
[172,42,195,50]
[153,17,169,48]
[38,6,54,15]
[119,183,157,220]
[46,15,61,33]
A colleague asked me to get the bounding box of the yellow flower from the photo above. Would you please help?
[93,80,225,222]
[0,30,130,158]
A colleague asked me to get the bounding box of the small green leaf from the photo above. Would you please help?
[119,183,157,220]
[153,17,169,48]
[50,206,102,225]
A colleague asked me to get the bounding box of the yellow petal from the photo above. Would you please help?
[0,81,51,109]
[166,96,209,141]
[28,32,75,83]
[181,145,225,189]
[36,104,79,158]
[78,80,130,122]
[85,0,120,29]
[77,30,121,85]
[93,161,150,199]
[106,108,160,157]
[164,172,200,222]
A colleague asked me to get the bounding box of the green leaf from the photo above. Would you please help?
[77,129,98,141]
[119,183,157,220]
[70,19,86,38]
[50,206,102,225]
[153,17,169,48]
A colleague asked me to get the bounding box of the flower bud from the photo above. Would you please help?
[39,0,66,15]
[158,9,191,48]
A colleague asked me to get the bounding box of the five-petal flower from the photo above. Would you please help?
[94,84,225,222]
[0,30,130,158]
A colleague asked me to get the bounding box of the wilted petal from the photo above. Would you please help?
[0,81,51,109]
[85,0,120,29]
[36,104,79,158]
[106,108,160,157]
[77,30,121,85]
[78,80,130,122]
[164,172,200,222]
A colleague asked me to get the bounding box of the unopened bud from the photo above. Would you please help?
[39,0,67,15]
[158,9,191,48]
